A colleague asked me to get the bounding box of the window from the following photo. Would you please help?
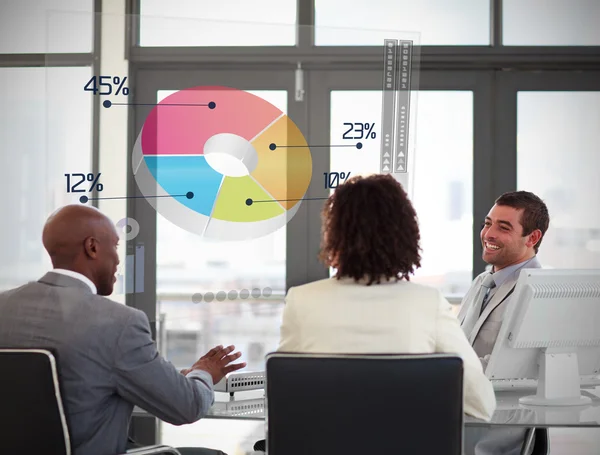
[139,0,297,46]
[330,90,474,296]
[0,0,94,53]
[315,0,490,45]
[0,67,93,291]
[517,91,600,268]
[155,90,288,371]
[503,0,600,45]
[165,331,198,369]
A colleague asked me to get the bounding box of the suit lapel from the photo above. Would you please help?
[458,273,485,324]
[479,279,516,322]
[467,256,542,344]
[468,277,517,344]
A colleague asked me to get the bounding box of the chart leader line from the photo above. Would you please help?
[246,197,330,206]
[103,100,216,109]
[270,142,364,150]
[80,192,194,203]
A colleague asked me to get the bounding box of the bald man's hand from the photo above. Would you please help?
[184,345,246,385]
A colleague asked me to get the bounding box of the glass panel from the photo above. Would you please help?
[0,0,93,53]
[162,420,263,454]
[165,331,198,369]
[140,0,296,46]
[315,0,490,45]
[503,0,600,45]
[154,88,287,365]
[0,67,93,290]
[330,91,474,296]
[154,88,288,451]
[517,92,600,268]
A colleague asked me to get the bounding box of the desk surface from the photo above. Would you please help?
[464,388,600,427]
[134,387,600,428]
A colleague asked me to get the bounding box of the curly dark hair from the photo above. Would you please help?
[319,174,422,285]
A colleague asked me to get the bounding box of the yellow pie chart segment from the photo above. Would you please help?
[250,115,312,210]
[211,175,284,222]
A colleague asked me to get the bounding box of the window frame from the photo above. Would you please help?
[4,0,600,446]
[0,0,103,206]
[0,0,102,287]
[127,68,309,322]
[125,0,600,70]
[306,69,495,284]
[494,71,600,199]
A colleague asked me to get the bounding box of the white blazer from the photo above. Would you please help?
[277,276,496,421]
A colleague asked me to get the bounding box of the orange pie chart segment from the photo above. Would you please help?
[250,115,312,210]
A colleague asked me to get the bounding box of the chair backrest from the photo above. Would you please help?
[0,348,71,455]
[265,353,464,455]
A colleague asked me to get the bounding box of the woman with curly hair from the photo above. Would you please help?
[277,174,496,421]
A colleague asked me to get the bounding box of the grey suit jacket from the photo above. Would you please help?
[0,272,215,455]
[457,256,542,360]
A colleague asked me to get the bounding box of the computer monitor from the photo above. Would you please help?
[486,269,600,406]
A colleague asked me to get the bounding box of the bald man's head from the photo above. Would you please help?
[43,205,120,295]
[43,205,107,259]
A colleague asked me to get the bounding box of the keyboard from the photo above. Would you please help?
[491,378,538,391]
[492,376,600,392]
[210,398,265,418]
[214,370,265,394]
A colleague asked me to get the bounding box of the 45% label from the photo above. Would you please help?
[84,76,129,95]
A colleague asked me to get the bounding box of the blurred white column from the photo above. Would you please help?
[99,0,128,303]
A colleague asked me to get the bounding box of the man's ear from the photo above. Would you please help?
[83,236,99,259]
[526,229,542,249]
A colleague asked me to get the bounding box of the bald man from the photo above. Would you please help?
[0,205,245,455]
[42,204,121,296]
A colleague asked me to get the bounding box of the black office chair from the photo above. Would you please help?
[0,348,180,455]
[524,427,550,455]
[264,352,465,455]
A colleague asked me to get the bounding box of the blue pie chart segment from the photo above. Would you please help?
[144,155,223,217]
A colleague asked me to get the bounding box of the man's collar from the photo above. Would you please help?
[51,269,97,294]
[490,256,537,287]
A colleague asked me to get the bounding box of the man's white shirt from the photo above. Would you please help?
[52,268,97,294]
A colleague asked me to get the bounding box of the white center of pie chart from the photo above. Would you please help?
[203,133,259,177]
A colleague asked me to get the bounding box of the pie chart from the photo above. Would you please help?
[132,86,312,240]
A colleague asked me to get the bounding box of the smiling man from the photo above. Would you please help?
[459,191,549,360]
[459,191,550,455]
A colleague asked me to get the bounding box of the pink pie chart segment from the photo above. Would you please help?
[141,86,283,156]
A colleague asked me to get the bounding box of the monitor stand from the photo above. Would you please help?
[519,348,592,406]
